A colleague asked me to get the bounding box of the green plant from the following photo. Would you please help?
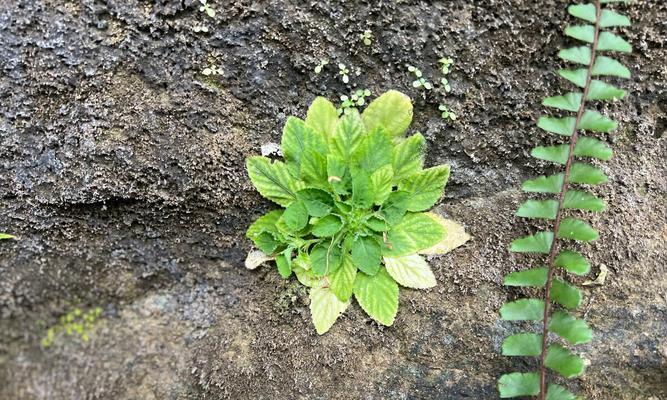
[338,89,371,115]
[41,307,103,347]
[0,233,14,239]
[314,59,329,74]
[338,63,350,84]
[408,65,432,90]
[360,30,373,46]
[498,1,631,399]
[438,104,457,121]
[438,57,454,75]
[198,0,216,17]
[245,90,466,334]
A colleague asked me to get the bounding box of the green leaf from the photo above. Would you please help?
[353,268,399,326]
[331,109,364,161]
[392,133,425,183]
[254,232,279,254]
[0,233,14,240]
[569,162,608,185]
[297,188,333,217]
[510,232,554,254]
[568,3,595,23]
[579,110,618,132]
[310,241,343,276]
[546,384,577,400]
[592,56,631,78]
[523,173,564,194]
[502,333,543,356]
[587,80,626,100]
[555,250,591,275]
[351,236,382,275]
[538,115,576,136]
[419,213,471,255]
[531,144,570,165]
[558,46,591,65]
[370,165,394,205]
[384,254,436,289]
[327,155,350,194]
[543,92,582,112]
[384,213,445,257]
[293,253,324,288]
[329,254,357,302]
[361,90,413,138]
[246,156,304,206]
[498,372,540,398]
[500,299,545,321]
[247,210,283,239]
[283,200,309,231]
[552,278,583,309]
[352,127,393,172]
[398,165,450,212]
[558,217,599,241]
[559,68,587,88]
[564,25,594,43]
[564,190,605,212]
[545,344,585,378]
[364,216,389,232]
[598,31,632,53]
[380,191,410,225]
[516,200,558,219]
[549,310,593,345]
[309,286,349,335]
[311,215,343,237]
[574,137,613,160]
[276,251,293,278]
[305,96,339,139]
[300,149,328,185]
[352,169,374,209]
[600,9,631,28]
[281,116,327,175]
[504,267,548,287]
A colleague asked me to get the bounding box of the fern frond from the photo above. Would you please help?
[499,1,632,398]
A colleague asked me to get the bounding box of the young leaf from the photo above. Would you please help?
[310,286,349,335]
[380,191,411,225]
[545,344,585,378]
[297,188,333,217]
[552,278,583,309]
[398,165,450,212]
[353,268,399,326]
[281,117,327,174]
[370,165,394,205]
[311,215,343,237]
[327,155,350,195]
[283,200,309,231]
[305,97,339,139]
[516,200,559,220]
[300,149,328,185]
[498,372,540,398]
[351,236,382,276]
[384,254,436,289]
[522,174,564,194]
[531,144,570,165]
[352,169,374,209]
[310,241,343,276]
[569,162,608,185]
[504,267,548,287]
[331,109,364,161]
[361,90,413,138]
[253,232,279,254]
[352,127,393,172]
[502,333,543,356]
[392,133,425,183]
[384,213,445,257]
[247,156,303,206]
[555,250,591,275]
[557,217,599,241]
[549,311,593,345]
[563,190,605,212]
[573,137,613,160]
[510,232,554,254]
[329,254,357,302]
[500,299,545,321]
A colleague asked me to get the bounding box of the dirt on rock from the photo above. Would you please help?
[0,0,665,399]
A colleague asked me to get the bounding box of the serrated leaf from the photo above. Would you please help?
[297,188,333,217]
[370,165,394,205]
[276,251,293,278]
[353,268,399,326]
[384,213,445,257]
[569,162,608,185]
[565,25,595,43]
[392,133,425,183]
[380,191,410,225]
[351,235,382,275]
[498,372,540,398]
[546,384,577,400]
[511,232,554,254]
[517,199,559,220]
[420,213,471,255]
[329,254,357,302]
[305,97,339,139]
[281,117,327,175]
[361,90,413,138]
[523,173,564,194]
[398,165,450,212]
[247,210,283,239]
[384,254,436,289]
[254,232,279,254]
[545,344,586,378]
[283,200,309,231]
[327,155,350,194]
[558,217,599,241]
[293,253,324,288]
[592,56,631,78]
[309,286,349,335]
[538,115,576,136]
[553,278,583,309]
[600,9,631,28]
[543,92,582,112]
[587,80,626,100]
[502,333,543,356]
[500,299,545,321]
[559,68,588,88]
[574,136,613,160]
[300,149,328,185]
[564,189,605,212]
[247,156,304,206]
[310,241,343,276]
[331,109,364,161]
[549,311,593,345]
[352,127,393,172]
[558,46,591,65]
[568,3,595,23]
[312,214,343,237]
[579,109,618,132]
[352,169,374,209]
[555,250,591,275]
[364,216,389,232]
[531,144,570,165]
[504,267,548,287]
[598,31,632,53]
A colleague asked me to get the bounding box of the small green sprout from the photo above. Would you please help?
[314,59,329,74]
[441,78,451,92]
[338,89,371,115]
[360,30,373,46]
[439,104,457,121]
[438,57,454,75]
[339,63,350,84]
[202,64,223,76]
[193,25,209,33]
[408,65,432,90]
[0,233,14,239]
[199,0,216,18]
[41,307,103,348]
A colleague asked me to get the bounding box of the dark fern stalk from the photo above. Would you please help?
[498,1,632,399]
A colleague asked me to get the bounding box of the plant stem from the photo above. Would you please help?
[537,1,602,398]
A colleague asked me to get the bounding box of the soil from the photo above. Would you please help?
[0,0,665,399]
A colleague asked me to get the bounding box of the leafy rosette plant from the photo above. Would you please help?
[246,90,467,334]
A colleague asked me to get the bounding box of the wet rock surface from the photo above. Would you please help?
[0,0,665,399]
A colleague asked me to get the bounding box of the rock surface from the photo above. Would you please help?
[1,0,665,399]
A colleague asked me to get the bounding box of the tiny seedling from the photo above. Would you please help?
[338,89,371,115]
[199,0,216,18]
[202,64,223,76]
[441,78,451,93]
[438,57,454,75]
[314,59,329,74]
[193,25,209,33]
[41,307,103,347]
[246,90,468,334]
[339,63,350,84]
[408,65,432,90]
[439,105,457,121]
[0,233,14,240]
[360,30,373,46]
